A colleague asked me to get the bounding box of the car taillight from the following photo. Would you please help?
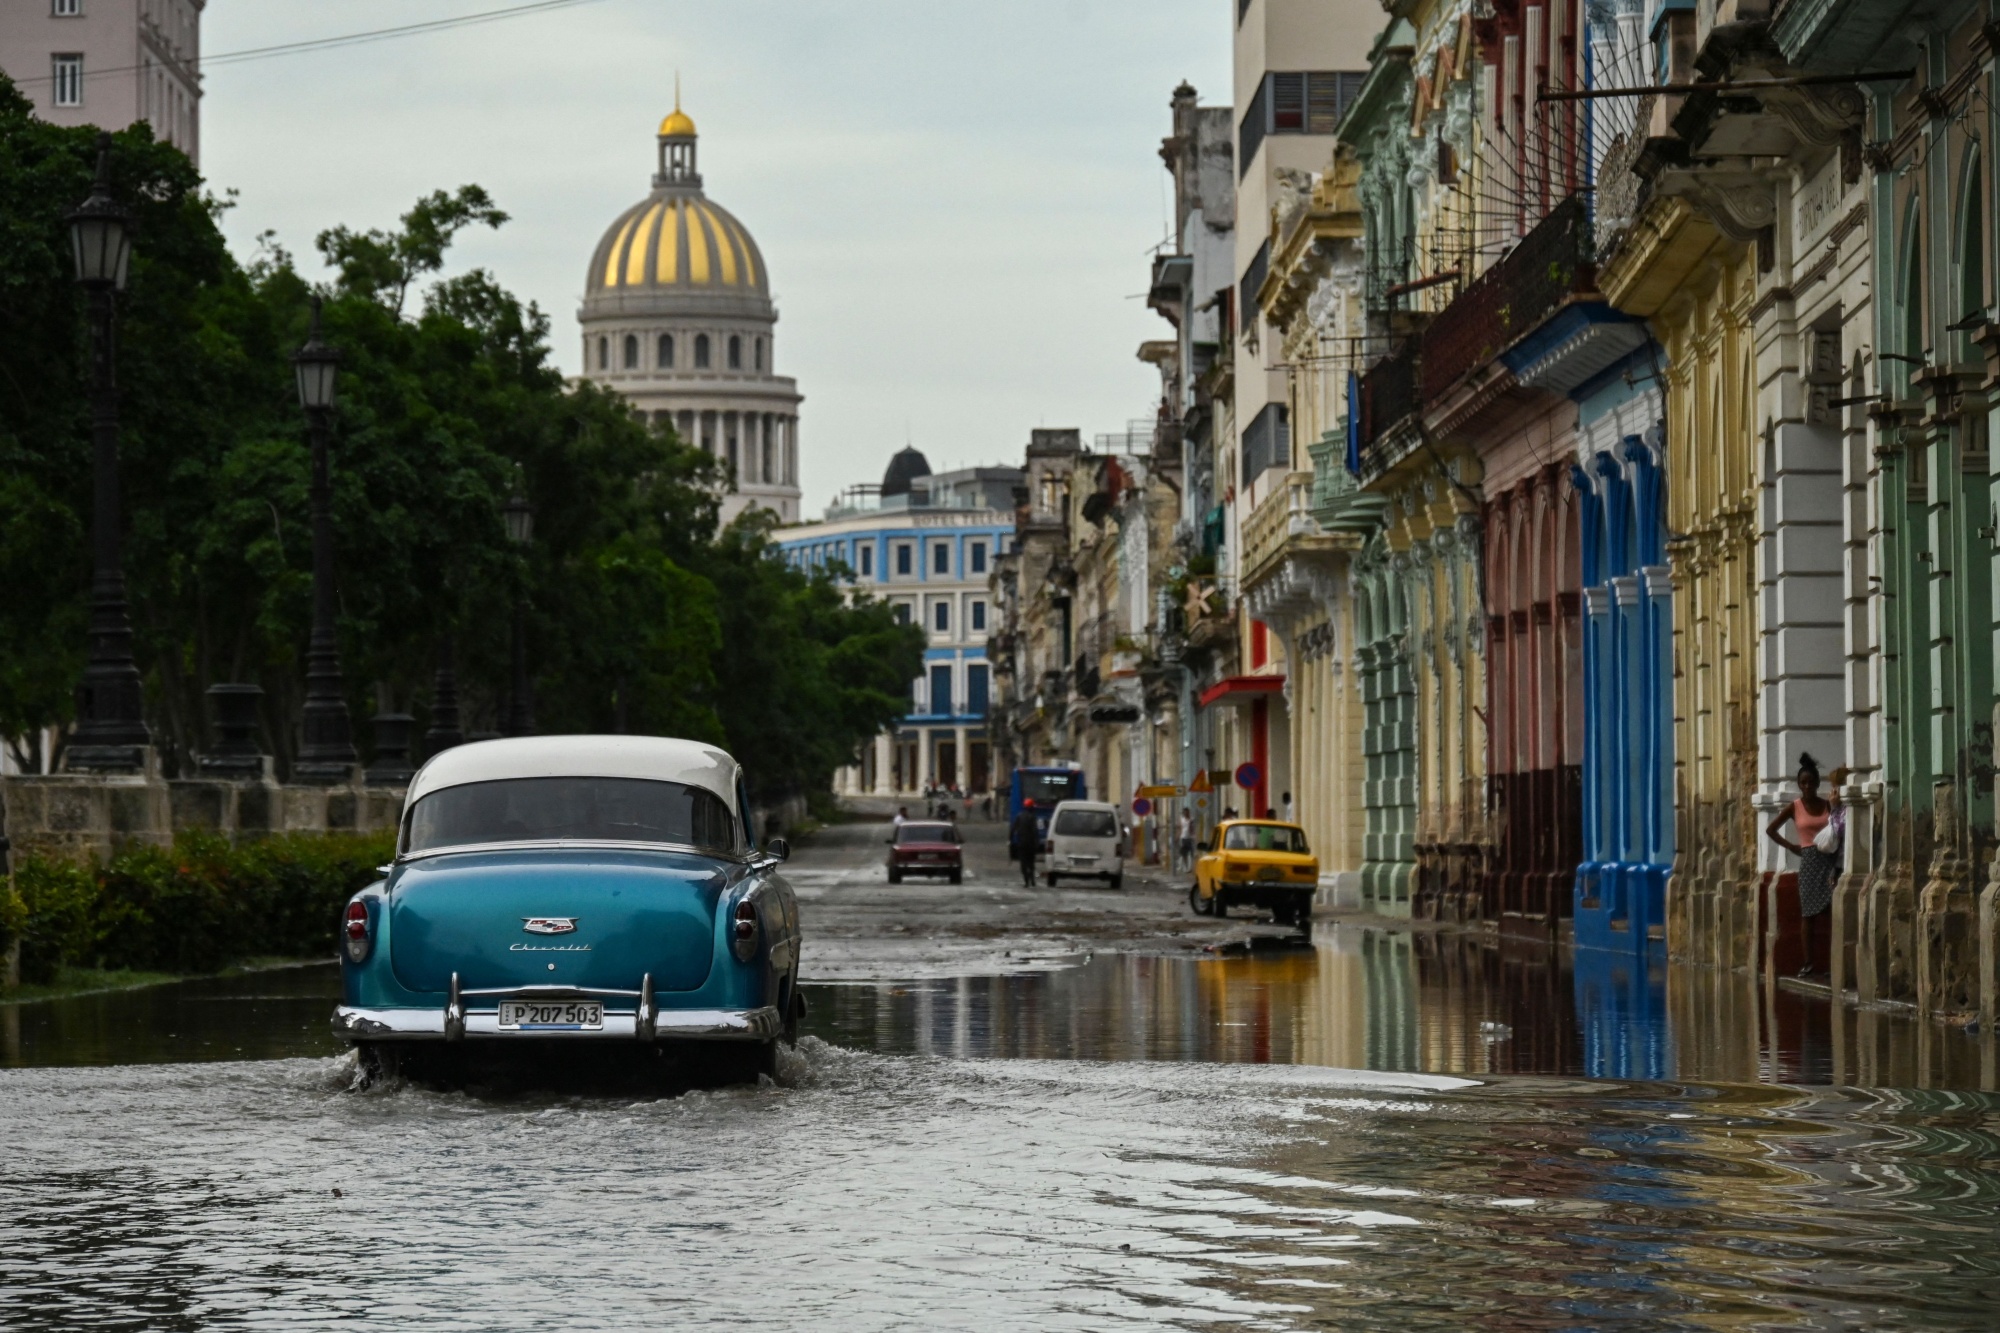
[343,900,372,963]
[731,898,760,962]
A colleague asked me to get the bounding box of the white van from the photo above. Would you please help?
[1043,800,1126,888]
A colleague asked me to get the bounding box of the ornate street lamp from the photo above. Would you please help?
[292,296,357,781]
[64,132,152,773]
[502,490,535,736]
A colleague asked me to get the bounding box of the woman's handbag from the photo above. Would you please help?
[1814,808,1844,855]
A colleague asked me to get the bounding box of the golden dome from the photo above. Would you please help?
[586,194,769,297]
[658,107,696,138]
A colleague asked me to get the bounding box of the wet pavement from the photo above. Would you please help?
[3,820,1999,1328]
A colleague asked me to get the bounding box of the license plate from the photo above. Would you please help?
[1069,855,1098,864]
[498,1000,603,1030]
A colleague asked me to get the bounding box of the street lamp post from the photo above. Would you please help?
[292,296,357,781]
[64,132,152,773]
[502,491,535,736]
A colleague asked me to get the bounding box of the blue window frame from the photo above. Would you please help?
[858,544,873,577]
[896,543,913,576]
[967,664,989,716]
[970,541,987,574]
[933,543,951,575]
[934,600,950,633]
[970,600,986,632]
[929,665,952,716]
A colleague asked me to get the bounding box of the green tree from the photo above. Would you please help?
[0,76,922,802]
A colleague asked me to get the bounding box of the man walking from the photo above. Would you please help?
[1009,799,1040,887]
[1176,807,1195,874]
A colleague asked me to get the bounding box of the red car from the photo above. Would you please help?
[887,821,963,884]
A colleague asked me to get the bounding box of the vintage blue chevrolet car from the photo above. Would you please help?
[334,735,802,1082]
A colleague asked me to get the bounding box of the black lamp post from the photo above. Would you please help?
[502,491,535,736]
[64,132,152,773]
[292,297,357,781]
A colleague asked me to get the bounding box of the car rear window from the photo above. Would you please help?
[1052,809,1118,838]
[896,823,959,844]
[405,777,739,854]
[1222,824,1309,854]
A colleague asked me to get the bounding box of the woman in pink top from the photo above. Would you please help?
[1765,752,1837,976]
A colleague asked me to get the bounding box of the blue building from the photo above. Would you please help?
[777,449,1022,796]
[1572,353,1671,957]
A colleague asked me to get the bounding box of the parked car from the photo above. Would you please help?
[887,820,962,883]
[1042,800,1125,888]
[1189,819,1317,925]
[333,735,802,1082]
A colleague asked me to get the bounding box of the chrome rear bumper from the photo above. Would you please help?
[334,1003,781,1043]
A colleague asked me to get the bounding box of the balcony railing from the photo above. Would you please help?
[1358,335,1419,452]
[1420,194,1592,401]
[1241,471,1319,582]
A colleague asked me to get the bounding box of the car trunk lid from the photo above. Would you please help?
[388,846,728,995]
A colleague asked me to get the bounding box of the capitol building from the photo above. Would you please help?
[580,101,802,523]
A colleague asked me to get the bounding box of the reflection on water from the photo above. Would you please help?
[0,963,345,1068]
[2,1047,1997,1330]
[5,927,1990,1090]
[809,926,1993,1091]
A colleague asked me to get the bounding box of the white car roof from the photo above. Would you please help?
[1053,799,1117,812]
[404,735,742,813]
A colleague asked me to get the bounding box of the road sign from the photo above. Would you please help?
[1131,797,1152,816]
[1195,795,1209,810]
[1234,762,1261,790]
[1189,770,1213,793]
[1137,784,1178,800]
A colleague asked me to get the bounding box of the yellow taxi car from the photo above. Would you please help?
[1189,820,1317,926]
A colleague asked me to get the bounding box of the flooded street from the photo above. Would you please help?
[4,823,1999,1329]
[5,1040,1998,1329]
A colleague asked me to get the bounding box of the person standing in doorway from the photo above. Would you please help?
[1009,799,1040,887]
[1765,752,1835,977]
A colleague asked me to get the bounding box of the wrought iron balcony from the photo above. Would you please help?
[1357,334,1419,454]
[1419,194,1593,401]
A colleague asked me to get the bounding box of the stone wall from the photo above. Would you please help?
[2,771,406,866]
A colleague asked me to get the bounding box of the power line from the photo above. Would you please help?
[13,0,610,86]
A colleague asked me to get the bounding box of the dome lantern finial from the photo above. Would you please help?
[656,75,700,186]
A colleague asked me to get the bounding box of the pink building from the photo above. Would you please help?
[0,0,202,164]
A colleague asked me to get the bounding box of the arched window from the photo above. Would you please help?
[623,334,639,369]
[755,337,765,371]
[597,336,609,370]
[695,333,711,368]
[658,333,675,369]
[728,334,743,370]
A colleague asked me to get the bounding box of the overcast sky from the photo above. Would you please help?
[201,0,1231,514]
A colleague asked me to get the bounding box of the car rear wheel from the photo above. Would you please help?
[949,869,962,884]
[887,868,902,884]
[1213,895,1228,919]
[1108,872,1123,890]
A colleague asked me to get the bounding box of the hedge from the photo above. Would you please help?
[3,830,395,984]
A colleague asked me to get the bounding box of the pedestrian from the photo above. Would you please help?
[893,805,908,831]
[1263,807,1276,820]
[1176,807,1195,875]
[1281,791,1294,823]
[982,792,994,821]
[1009,799,1040,887]
[1766,751,1836,978]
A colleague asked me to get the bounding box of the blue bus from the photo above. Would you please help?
[1009,765,1088,839]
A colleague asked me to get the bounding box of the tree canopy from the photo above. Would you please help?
[0,79,920,802]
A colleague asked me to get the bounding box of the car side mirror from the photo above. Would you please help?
[765,836,790,863]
